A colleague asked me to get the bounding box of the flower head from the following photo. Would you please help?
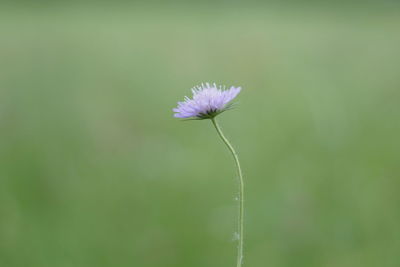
[173,83,241,119]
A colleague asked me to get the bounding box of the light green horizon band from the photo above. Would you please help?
[211,117,244,267]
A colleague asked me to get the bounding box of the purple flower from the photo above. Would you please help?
[173,83,241,119]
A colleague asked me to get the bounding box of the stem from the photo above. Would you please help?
[211,117,244,267]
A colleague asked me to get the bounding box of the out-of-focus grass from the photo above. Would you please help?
[1,5,400,267]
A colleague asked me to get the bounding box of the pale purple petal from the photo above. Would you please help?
[173,83,241,119]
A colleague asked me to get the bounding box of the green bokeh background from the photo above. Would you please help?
[1,2,400,267]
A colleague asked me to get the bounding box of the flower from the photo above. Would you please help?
[173,83,241,119]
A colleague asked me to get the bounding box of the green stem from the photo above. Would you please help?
[211,117,244,267]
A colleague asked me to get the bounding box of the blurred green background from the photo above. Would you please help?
[1,1,400,267]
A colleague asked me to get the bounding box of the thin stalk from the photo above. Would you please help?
[211,117,244,267]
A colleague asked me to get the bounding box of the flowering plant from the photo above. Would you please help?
[173,83,245,267]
